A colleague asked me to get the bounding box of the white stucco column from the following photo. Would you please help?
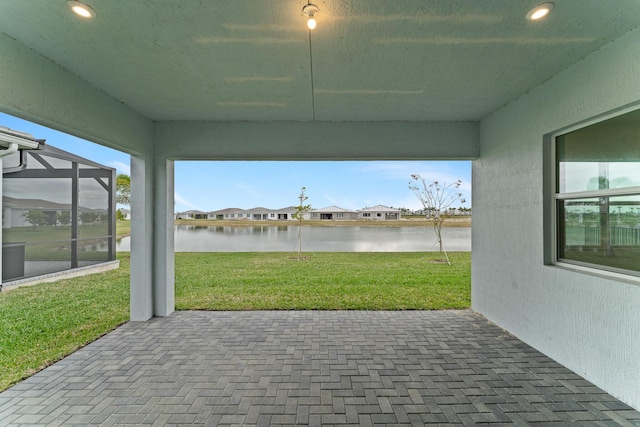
[130,155,174,320]
[153,158,174,317]
[129,155,154,320]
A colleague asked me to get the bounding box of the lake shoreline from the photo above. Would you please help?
[174,217,471,228]
[117,222,471,252]
[116,218,472,243]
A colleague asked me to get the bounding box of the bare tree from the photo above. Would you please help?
[291,186,312,260]
[409,174,466,264]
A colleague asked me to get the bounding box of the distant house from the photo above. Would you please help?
[205,206,300,220]
[275,206,297,220]
[189,205,402,221]
[175,210,207,219]
[208,207,291,220]
[209,208,245,220]
[245,207,271,220]
[359,205,401,220]
[309,205,358,221]
[2,196,71,228]
[119,208,131,220]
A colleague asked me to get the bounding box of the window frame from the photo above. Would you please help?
[545,104,640,280]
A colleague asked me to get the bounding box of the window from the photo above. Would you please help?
[336,213,343,218]
[551,108,640,276]
[362,213,370,218]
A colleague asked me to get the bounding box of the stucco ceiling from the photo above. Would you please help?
[1,1,639,122]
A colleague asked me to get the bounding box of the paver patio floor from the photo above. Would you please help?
[1,310,639,426]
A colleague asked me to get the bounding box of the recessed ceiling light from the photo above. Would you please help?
[67,1,96,19]
[526,3,553,21]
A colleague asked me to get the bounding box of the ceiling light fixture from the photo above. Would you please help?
[67,1,96,18]
[302,3,319,30]
[526,3,553,21]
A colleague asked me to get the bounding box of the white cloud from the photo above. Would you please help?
[358,161,464,181]
[409,170,466,187]
[108,161,130,175]
[174,193,200,211]
[322,194,340,207]
[357,161,418,180]
[322,194,359,210]
[401,195,429,211]
[236,181,262,198]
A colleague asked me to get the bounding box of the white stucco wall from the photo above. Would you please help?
[473,27,640,409]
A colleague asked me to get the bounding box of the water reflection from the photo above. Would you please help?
[117,225,471,252]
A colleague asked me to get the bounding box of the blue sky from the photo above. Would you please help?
[1,113,471,212]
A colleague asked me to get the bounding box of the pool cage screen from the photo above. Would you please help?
[2,141,116,283]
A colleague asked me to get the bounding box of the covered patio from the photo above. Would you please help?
[1,0,640,417]
[1,311,639,425]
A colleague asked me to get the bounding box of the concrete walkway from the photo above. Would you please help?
[1,310,639,426]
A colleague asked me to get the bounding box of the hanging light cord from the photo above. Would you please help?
[307,28,316,120]
[304,1,316,120]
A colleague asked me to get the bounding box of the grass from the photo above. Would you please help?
[115,220,130,239]
[176,252,470,310]
[3,223,111,244]
[3,220,130,242]
[0,251,470,391]
[1,221,131,261]
[0,254,130,391]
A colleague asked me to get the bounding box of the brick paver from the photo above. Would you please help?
[1,310,639,426]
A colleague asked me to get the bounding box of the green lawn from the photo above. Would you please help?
[176,252,470,310]
[0,251,470,391]
[0,254,130,391]
[115,220,130,239]
[2,220,130,261]
[3,222,111,244]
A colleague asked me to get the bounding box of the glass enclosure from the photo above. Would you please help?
[2,143,115,282]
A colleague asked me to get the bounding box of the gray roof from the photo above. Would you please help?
[3,196,105,213]
[359,205,400,213]
[244,207,270,213]
[311,205,358,213]
[209,208,245,215]
[178,210,207,215]
[275,206,297,213]
[3,196,70,210]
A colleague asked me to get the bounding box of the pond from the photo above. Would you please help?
[116,225,471,252]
